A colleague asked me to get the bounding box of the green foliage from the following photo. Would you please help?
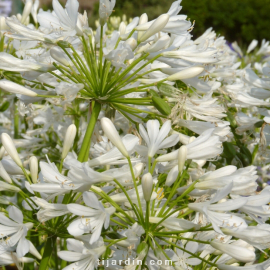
[90,0,270,45]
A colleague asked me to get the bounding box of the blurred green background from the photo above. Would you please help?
[14,0,270,46]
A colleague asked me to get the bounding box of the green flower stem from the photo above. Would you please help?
[163,180,198,216]
[150,160,157,174]
[106,237,127,249]
[77,101,101,162]
[14,99,19,139]
[157,171,185,217]
[108,53,150,94]
[158,237,217,267]
[39,236,57,270]
[69,44,94,85]
[21,166,32,184]
[152,238,176,267]
[58,158,64,173]
[90,187,136,223]
[81,36,99,89]
[150,206,188,231]
[37,94,62,98]
[145,201,150,231]
[153,232,210,245]
[113,179,142,223]
[99,25,104,77]
[113,54,162,92]
[110,217,128,228]
[48,71,69,83]
[113,212,132,226]
[127,157,143,216]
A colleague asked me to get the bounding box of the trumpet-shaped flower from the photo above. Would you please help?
[67,192,115,244]
[0,206,33,258]
[139,120,179,158]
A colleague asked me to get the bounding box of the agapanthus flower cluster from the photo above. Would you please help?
[1,0,270,269]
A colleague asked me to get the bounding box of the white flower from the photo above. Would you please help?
[210,241,255,263]
[0,251,35,270]
[139,120,179,158]
[67,192,115,244]
[32,197,69,223]
[166,241,201,269]
[0,206,33,258]
[188,183,248,234]
[58,238,106,270]
[99,0,116,26]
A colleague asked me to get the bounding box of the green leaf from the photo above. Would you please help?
[254,120,264,128]
[152,96,171,116]
[226,112,237,128]
[0,101,10,112]
[223,142,236,158]
[240,145,252,164]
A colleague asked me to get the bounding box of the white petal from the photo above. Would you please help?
[9,206,23,224]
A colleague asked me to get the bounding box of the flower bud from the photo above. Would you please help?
[139,13,148,25]
[0,181,21,192]
[50,47,70,67]
[100,117,129,158]
[210,241,255,263]
[0,161,12,183]
[29,241,42,260]
[152,96,171,116]
[62,124,77,159]
[21,0,33,24]
[1,133,22,167]
[141,173,153,202]
[0,16,8,31]
[119,22,126,36]
[165,165,178,186]
[166,66,204,81]
[178,145,187,173]
[156,150,178,162]
[137,13,148,41]
[0,80,37,97]
[29,156,38,184]
[138,14,169,43]
[0,146,5,159]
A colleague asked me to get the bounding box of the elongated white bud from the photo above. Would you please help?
[100,117,129,158]
[138,14,169,42]
[210,241,255,263]
[139,13,148,25]
[62,124,77,159]
[137,13,148,41]
[0,181,21,192]
[29,156,38,184]
[0,146,5,159]
[141,173,153,202]
[50,47,70,67]
[119,22,126,36]
[178,145,187,172]
[0,80,37,97]
[156,150,178,162]
[166,66,204,81]
[0,161,12,183]
[0,17,8,31]
[165,165,178,186]
[1,133,22,167]
[29,241,42,260]
[21,0,33,24]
